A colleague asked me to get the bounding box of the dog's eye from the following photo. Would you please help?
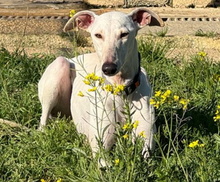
[95,33,102,39]
[120,32,129,38]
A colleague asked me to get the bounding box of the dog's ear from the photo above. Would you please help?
[129,8,164,29]
[63,11,97,32]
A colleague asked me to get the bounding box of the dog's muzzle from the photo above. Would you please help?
[102,62,118,76]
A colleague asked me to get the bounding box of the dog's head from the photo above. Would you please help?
[64,8,164,78]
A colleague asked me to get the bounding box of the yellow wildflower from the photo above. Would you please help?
[139,131,146,138]
[41,180,46,182]
[113,87,121,95]
[160,95,167,103]
[150,98,156,105]
[88,87,97,92]
[198,51,207,57]
[116,84,125,91]
[122,123,132,130]
[214,107,220,119]
[160,89,172,103]
[163,90,172,97]
[188,140,199,148]
[214,115,220,122]
[84,73,105,86]
[154,101,160,109]
[133,120,139,129]
[104,84,113,93]
[150,99,160,109]
[173,95,179,101]
[111,85,125,95]
[122,134,129,139]
[57,179,62,182]
[114,159,120,165]
[69,9,76,17]
[179,99,189,110]
[155,90,162,97]
[85,73,99,81]
[99,78,105,85]
[188,140,205,148]
[92,75,100,81]
[103,84,125,95]
[77,91,84,97]
[83,80,91,85]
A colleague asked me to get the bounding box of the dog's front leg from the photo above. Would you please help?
[88,119,116,167]
[86,95,118,166]
[132,97,156,158]
[130,71,156,158]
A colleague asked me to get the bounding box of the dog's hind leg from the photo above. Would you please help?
[38,102,54,131]
[38,56,75,130]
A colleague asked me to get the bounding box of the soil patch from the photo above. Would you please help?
[0,33,219,62]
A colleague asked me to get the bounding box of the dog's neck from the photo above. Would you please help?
[124,53,141,95]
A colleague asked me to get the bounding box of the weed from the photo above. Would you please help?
[60,31,91,48]
[155,26,169,37]
[195,29,218,38]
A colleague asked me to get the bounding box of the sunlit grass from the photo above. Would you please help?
[0,36,220,181]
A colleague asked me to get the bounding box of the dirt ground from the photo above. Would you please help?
[0,33,219,62]
[0,3,219,61]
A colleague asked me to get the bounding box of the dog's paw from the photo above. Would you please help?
[98,158,111,170]
[37,125,45,132]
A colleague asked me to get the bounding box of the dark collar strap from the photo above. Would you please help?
[124,53,141,95]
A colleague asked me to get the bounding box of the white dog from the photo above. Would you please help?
[38,8,164,159]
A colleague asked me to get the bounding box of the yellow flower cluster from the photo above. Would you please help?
[88,87,97,92]
[114,159,120,165]
[179,98,190,110]
[213,105,220,122]
[122,120,139,130]
[122,120,140,139]
[122,134,129,139]
[121,121,146,138]
[78,73,104,96]
[150,89,190,110]
[133,120,139,129]
[197,51,207,61]
[103,84,125,95]
[78,73,126,96]
[139,131,146,138]
[77,91,84,97]
[197,51,207,57]
[188,140,205,148]
[84,72,105,86]
[69,9,76,17]
[122,123,132,130]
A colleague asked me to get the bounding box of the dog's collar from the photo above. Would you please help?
[124,53,141,95]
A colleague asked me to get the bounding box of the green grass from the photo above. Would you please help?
[0,37,220,182]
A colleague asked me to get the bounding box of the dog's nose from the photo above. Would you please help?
[102,63,117,76]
